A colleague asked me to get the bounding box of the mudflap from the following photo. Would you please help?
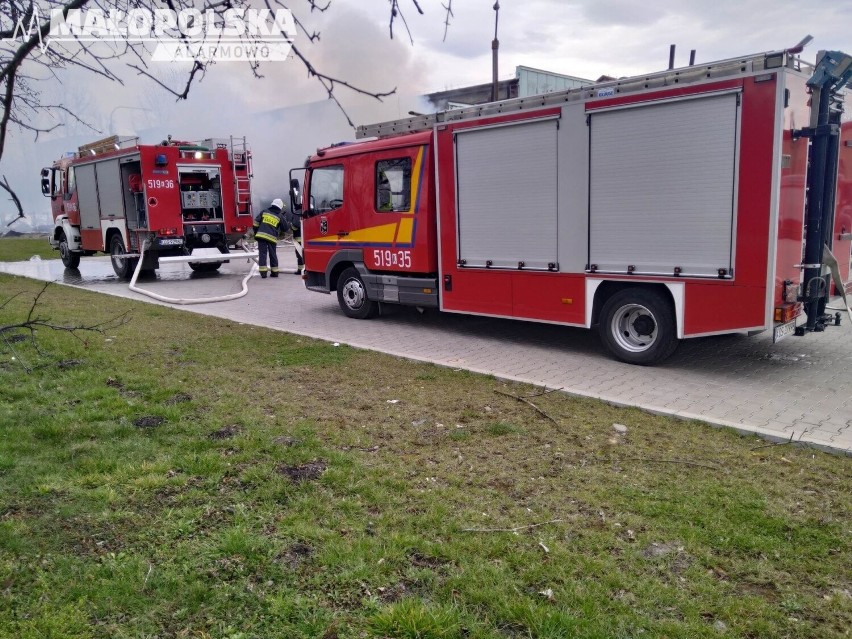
[140,251,160,271]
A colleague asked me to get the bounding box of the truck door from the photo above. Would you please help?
[61,166,80,226]
[359,145,433,274]
[302,163,345,274]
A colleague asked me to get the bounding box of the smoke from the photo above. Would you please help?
[0,3,431,220]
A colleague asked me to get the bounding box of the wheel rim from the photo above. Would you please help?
[610,303,658,353]
[342,277,366,310]
[59,241,69,261]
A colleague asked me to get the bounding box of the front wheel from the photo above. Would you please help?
[109,234,136,280]
[336,267,377,319]
[58,231,80,269]
[598,288,678,365]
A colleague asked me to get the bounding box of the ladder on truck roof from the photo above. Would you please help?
[230,135,253,217]
[356,48,814,140]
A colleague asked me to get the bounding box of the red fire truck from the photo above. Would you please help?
[42,135,254,277]
[294,47,852,365]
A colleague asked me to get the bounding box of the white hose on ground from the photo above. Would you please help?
[128,239,258,305]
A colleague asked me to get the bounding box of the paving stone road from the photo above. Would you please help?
[2,248,851,454]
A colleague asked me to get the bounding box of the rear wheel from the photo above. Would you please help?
[188,245,227,272]
[599,288,678,365]
[58,231,80,269]
[188,262,222,273]
[337,267,377,319]
[109,234,136,280]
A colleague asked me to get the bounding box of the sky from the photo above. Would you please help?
[2,0,851,226]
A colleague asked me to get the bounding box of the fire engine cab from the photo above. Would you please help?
[294,47,852,365]
[42,135,254,278]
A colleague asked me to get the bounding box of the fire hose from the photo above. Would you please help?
[128,237,259,305]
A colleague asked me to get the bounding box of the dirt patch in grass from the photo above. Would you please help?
[377,582,408,603]
[407,551,449,570]
[280,541,313,569]
[164,392,192,405]
[277,460,327,482]
[209,425,243,440]
[134,416,165,429]
[56,359,82,369]
[273,435,302,447]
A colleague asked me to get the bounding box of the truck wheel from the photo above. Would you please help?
[337,267,377,319]
[109,234,136,280]
[58,231,80,269]
[187,245,227,272]
[189,262,222,273]
[599,288,678,365]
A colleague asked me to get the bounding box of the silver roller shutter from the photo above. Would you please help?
[589,92,739,277]
[455,118,558,270]
[75,163,100,231]
[94,159,125,219]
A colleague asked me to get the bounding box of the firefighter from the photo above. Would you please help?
[253,198,286,278]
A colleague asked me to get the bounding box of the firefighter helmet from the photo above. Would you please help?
[271,198,285,210]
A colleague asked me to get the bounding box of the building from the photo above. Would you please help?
[425,65,593,110]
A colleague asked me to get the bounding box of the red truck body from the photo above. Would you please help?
[298,49,852,364]
[42,135,253,277]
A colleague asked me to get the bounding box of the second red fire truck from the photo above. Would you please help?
[293,46,852,365]
[42,135,254,278]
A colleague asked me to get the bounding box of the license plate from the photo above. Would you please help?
[158,238,183,246]
[773,319,796,343]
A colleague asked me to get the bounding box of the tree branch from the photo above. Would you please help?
[442,0,454,42]
[1,283,131,373]
[0,174,24,220]
[494,389,560,427]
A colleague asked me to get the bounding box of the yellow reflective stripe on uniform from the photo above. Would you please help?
[255,232,278,243]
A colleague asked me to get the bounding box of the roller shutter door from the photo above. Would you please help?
[455,118,558,270]
[589,92,739,277]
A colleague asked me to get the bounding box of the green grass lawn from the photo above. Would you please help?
[1,273,850,639]
[0,236,56,262]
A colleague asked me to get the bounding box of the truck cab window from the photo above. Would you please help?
[52,169,64,197]
[65,167,76,199]
[310,165,344,215]
[376,158,412,212]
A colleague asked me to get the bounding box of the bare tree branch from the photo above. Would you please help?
[442,0,453,42]
[1,283,131,373]
[128,60,206,101]
[389,0,423,45]
[0,174,24,220]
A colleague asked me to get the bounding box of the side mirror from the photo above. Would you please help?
[40,168,51,197]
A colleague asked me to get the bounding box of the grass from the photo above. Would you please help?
[0,272,850,638]
[0,236,55,262]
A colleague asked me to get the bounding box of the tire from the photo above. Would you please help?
[188,262,222,273]
[188,245,227,272]
[598,288,678,365]
[336,267,378,319]
[109,233,136,280]
[58,231,80,269]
